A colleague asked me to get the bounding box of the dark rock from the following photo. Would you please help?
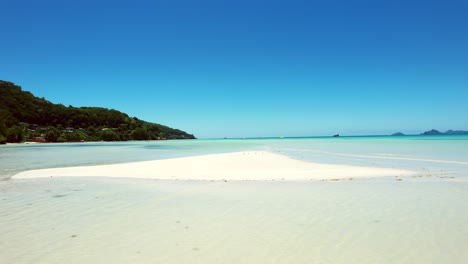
[444,130,468,135]
[421,129,443,135]
[421,129,468,135]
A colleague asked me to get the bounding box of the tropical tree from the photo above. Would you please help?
[101,129,119,141]
[131,127,149,140]
[0,123,7,143]
[45,127,62,142]
[6,125,25,143]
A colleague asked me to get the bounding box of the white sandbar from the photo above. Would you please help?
[13,151,415,181]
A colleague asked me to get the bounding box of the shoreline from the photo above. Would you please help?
[2,139,188,145]
[13,151,416,181]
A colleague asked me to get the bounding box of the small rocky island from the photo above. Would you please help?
[421,129,468,135]
[391,132,405,136]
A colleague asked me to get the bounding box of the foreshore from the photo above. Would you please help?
[13,151,415,181]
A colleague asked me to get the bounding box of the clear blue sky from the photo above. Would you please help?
[1,0,467,138]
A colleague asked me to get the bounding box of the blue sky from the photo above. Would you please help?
[1,0,467,138]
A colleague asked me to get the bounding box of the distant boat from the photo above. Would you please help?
[333,134,339,137]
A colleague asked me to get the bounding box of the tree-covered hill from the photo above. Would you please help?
[0,80,195,143]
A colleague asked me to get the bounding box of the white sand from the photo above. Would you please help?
[13,151,415,181]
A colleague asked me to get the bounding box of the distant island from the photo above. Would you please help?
[390,130,468,136]
[0,80,196,144]
[421,129,468,135]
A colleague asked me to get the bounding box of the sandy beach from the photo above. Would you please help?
[4,141,468,264]
[13,151,415,181]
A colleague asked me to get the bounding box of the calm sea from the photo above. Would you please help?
[1,135,468,179]
[1,135,468,263]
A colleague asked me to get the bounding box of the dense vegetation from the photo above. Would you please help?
[0,80,195,143]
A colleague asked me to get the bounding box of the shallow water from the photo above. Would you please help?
[1,136,468,263]
[1,135,468,179]
[1,178,468,264]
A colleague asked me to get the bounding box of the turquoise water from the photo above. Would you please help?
[1,135,468,263]
[1,135,468,179]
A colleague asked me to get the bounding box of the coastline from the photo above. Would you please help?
[13,151,415,181]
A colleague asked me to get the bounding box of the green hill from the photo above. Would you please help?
[0,80,195,143]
